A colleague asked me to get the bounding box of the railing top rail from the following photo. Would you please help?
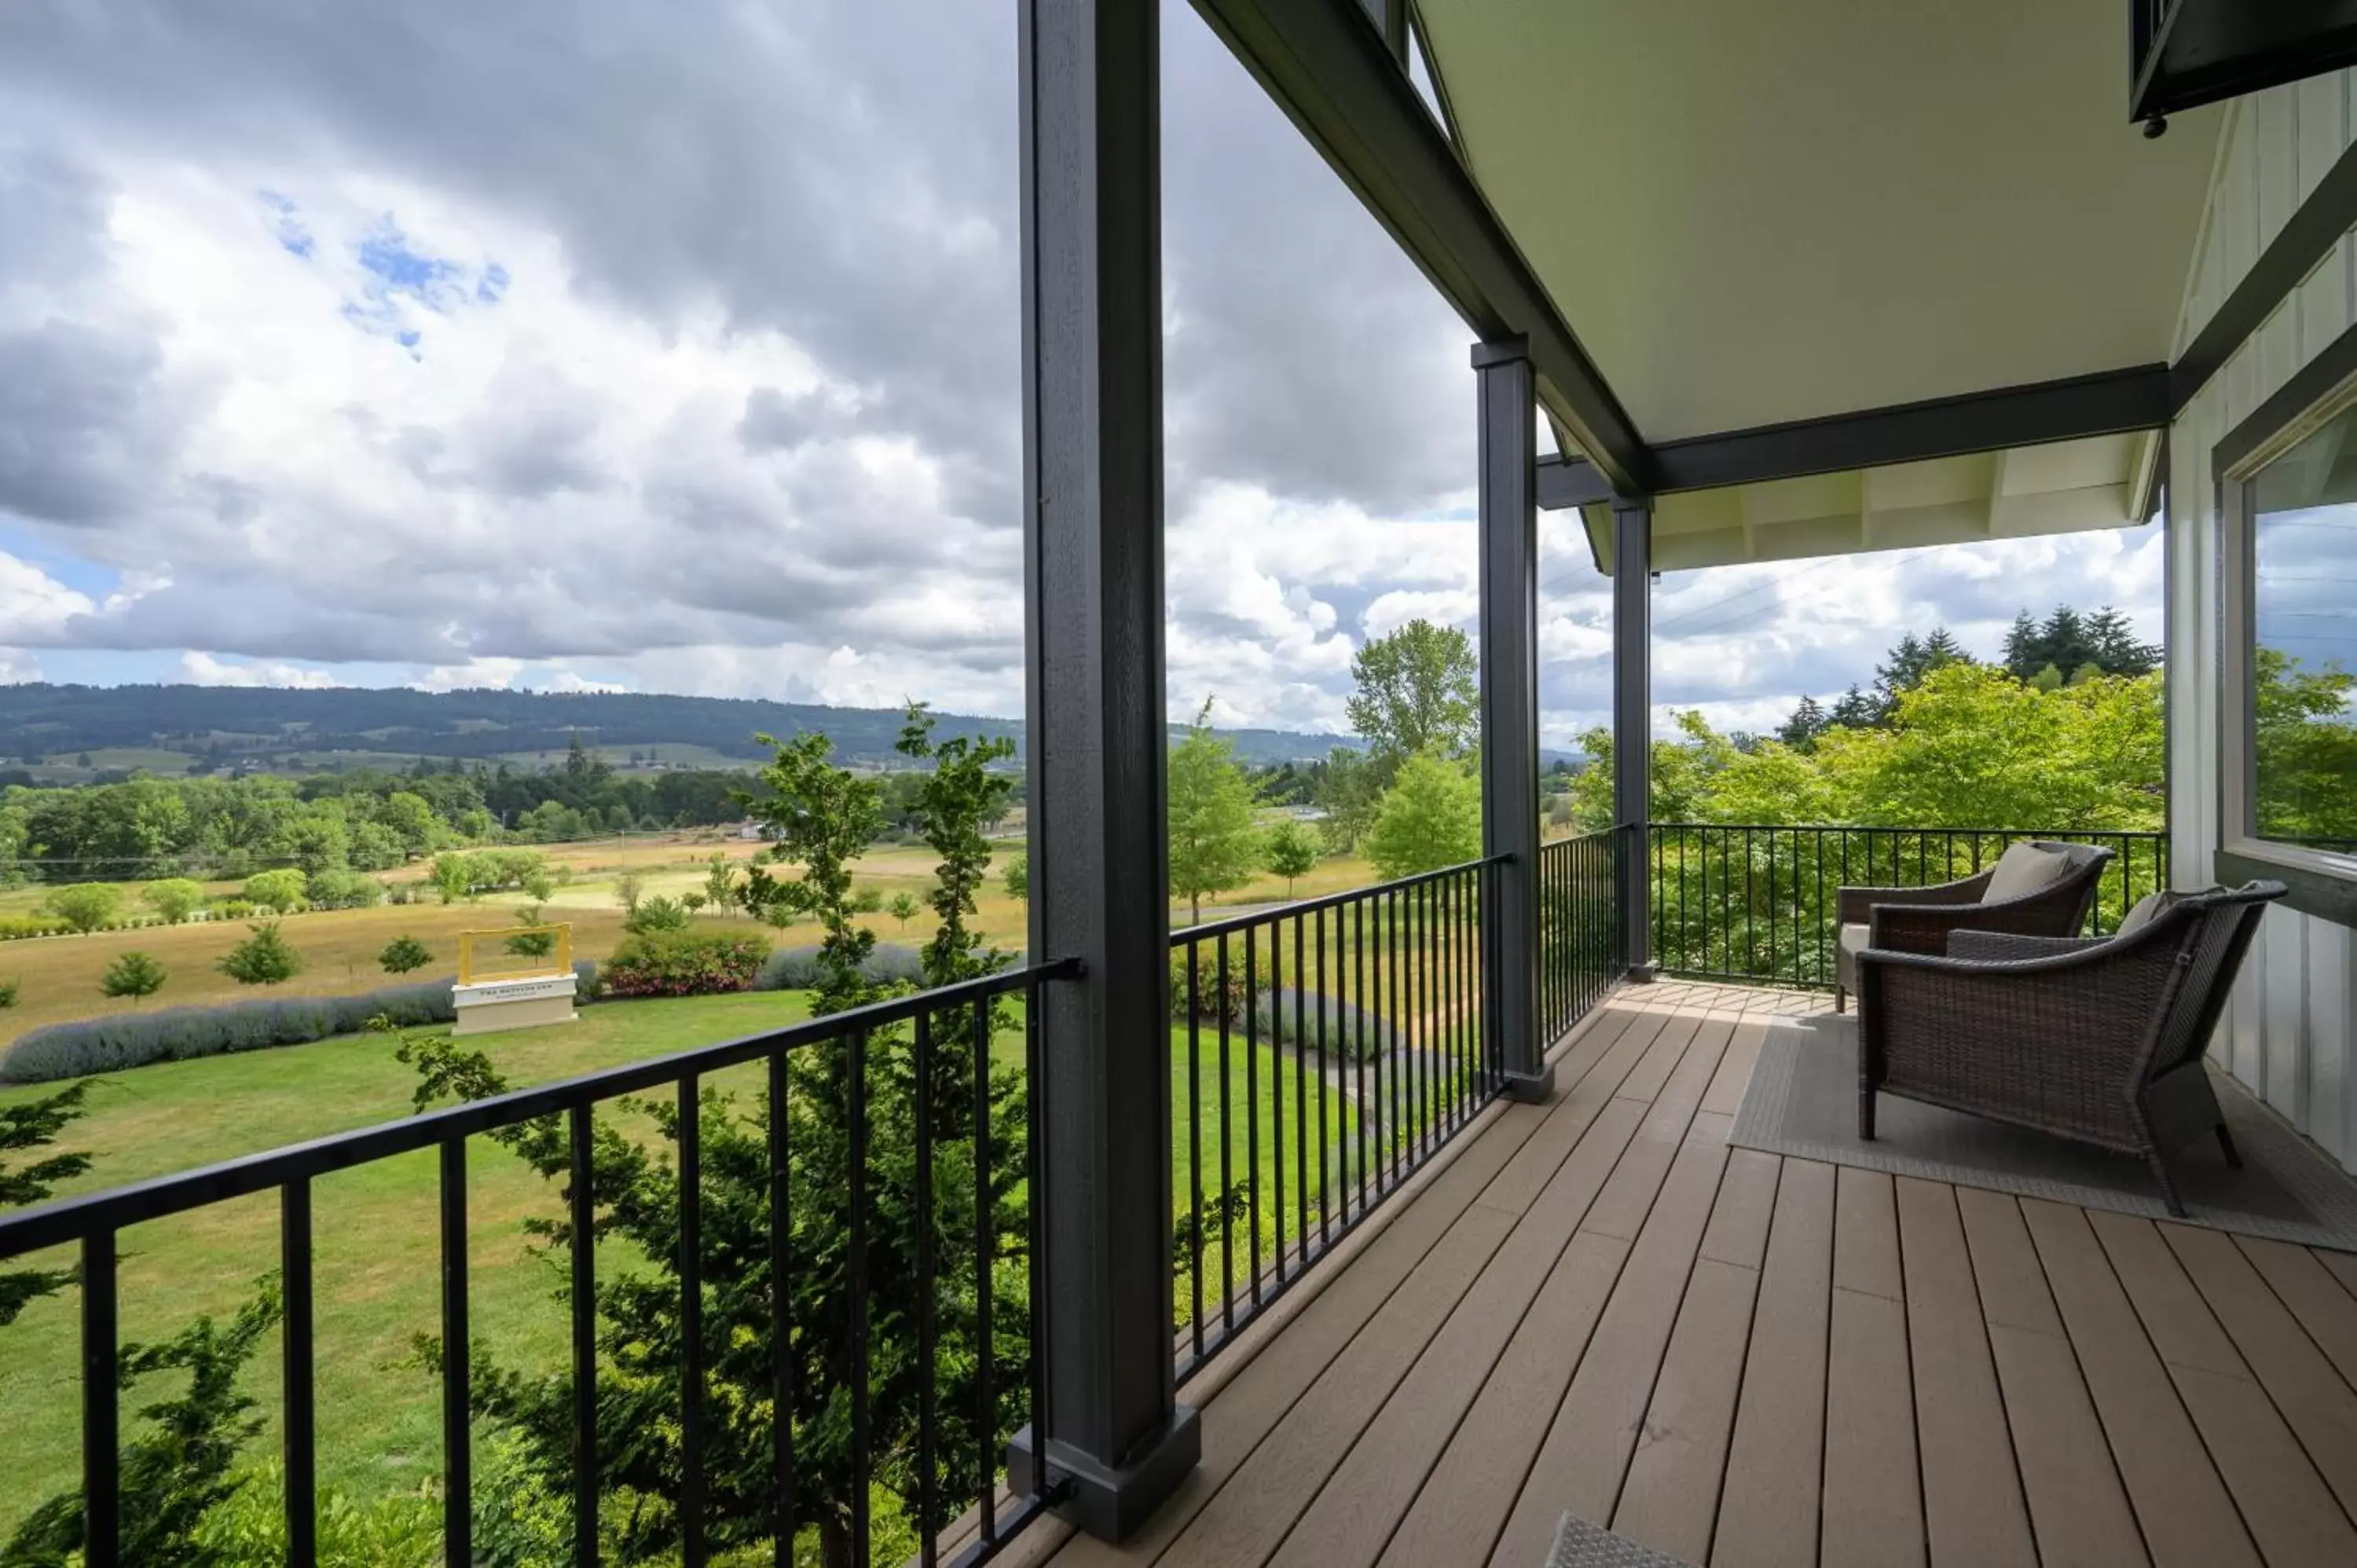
[1171,854,1505,942]
[1644,822,2165,838]
[0,957,1080,1260]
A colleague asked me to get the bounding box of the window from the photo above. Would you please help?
[2227,397,2357,866]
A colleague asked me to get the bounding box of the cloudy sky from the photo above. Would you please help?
[0,0,2166,751]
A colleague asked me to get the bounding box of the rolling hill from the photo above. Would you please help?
[0,683,1358,777]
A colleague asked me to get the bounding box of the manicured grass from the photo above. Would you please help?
[0,991,816,1533]
[0,990,1353,1536]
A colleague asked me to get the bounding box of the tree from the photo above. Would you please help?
[885,892,921,930]
[613,869,646,912]
[2253,647,2357,844]
[218,922,302,986]
[0,978,16,1012]
[702,852,738,913]
[624,894,692,935]
[1776,695,1830,751]
[1313,746,1384,852]
[1873,627,1971,719]
[893,702,1019,993]
[1000,852,1028,901]
[1363,752,1483,880]
[1264,819,1320,899]
[141,877,206,924]
[101,950,168,1002]
[2,1082,91,1326]
[1168,701,1264,923]
[850,885,885,915]
[244,867,310,914]
[504,905,558,961]
[1827,684,1879,730]
[44,882,122,934]
[378,935,433,975]
[1346,618,1479,764]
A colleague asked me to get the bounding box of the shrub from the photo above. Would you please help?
[0,916,63,940]
[141,877,207,924]
[378,935,432,975]
[1002,852,1028,900]
[305,868,383,910]
[0,977,16,1009]
[211,899,257,921]
[1169,949,1252,1026]
[621,893,692,935]
[219,922,302,986]
[243,868,310,914]
[753,941,926,992]
[600,929,772,998]
[0,978,460,1083]
[1249,984,1397,1062]
[43,882,122,934]
[101,951,168,1001]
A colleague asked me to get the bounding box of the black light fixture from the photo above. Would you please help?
[2132,1,2357,133]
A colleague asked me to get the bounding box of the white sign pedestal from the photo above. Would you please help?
[451,972,579,1037]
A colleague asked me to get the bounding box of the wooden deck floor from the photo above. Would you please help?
[1014,980,2357,1568]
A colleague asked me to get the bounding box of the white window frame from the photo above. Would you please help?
[2218,367,2357,888]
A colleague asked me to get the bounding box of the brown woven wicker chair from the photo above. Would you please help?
[1833,840,2113,1013]
[1854,881,2287,1216]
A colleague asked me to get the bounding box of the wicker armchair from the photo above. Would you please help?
[1854,881,2287,1216]
[1833,840,2113,1012]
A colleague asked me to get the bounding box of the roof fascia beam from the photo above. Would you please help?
[1534,364,2170,507]
[1189,0,1651,493]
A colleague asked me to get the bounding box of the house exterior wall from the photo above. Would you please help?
[2169,71,2357,1171]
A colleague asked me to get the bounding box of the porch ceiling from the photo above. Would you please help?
[1582,429,2162,573]
[1414,0,2224,445]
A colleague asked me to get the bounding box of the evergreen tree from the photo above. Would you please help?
[1776,695,1830,751]
[377,934,433,975]
[101,950,169,1002]
[1827,684,1879,730]
[1,1083,92,1327]
[1873,627,1971,720]
[2086,606,2161,676]
[217,922,302,986]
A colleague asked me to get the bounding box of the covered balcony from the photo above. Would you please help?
[6,2,2357,1567]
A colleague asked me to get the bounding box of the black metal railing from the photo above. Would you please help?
[1168,858,1500,1381]
[0,961,1079,1568]
[1540,827,1625,1042]
[1647,823,2172,989]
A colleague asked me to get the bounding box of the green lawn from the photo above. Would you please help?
[0,992,1355,1537]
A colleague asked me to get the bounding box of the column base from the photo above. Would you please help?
[1626,962,1660,984]
[1503,1064,1556,1103]
[1007,1405,1200,1543]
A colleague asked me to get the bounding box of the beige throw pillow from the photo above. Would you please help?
[1983,842,2071,903]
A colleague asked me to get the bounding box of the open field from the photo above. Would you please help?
[0,994,1347,1533]
[1,832,1391,1047]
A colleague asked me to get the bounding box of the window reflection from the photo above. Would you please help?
[2249,406,2357,852]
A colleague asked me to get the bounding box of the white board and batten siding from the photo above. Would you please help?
[2169,71,2357,1171]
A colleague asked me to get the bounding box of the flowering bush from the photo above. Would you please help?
[600,929,772,998]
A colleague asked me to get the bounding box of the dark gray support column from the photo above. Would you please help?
[1475,336,1552,1099]
[1005,0,1199,1541]
[1613,496,1656,979]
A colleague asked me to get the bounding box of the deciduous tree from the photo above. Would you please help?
[1264,819,1320,899]
[1346,619,1479,764]
[1168,702,1264,924]
[1364,753,1483,880]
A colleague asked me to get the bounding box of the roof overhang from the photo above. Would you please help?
[1194,0,2225,573]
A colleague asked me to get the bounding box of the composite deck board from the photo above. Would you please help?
[1032,984,2356,1568]
[1893,1177,2036,1568]
[1711,1156,1834,1568]
[1954,1189,2147,1568]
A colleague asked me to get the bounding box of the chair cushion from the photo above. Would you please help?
[2116,891,2165,936]
[1836,921,1869,990]
[1983,842,2072,903]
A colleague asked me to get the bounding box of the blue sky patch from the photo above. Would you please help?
[339,217,507,357]
[258,190,314,258]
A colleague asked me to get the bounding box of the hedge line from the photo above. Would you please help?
[0,960,599,1084]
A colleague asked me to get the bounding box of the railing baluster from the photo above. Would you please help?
[680,1073,706,1568]
[282,1178,316,1568]
[1354,897,1369,1219]
[915,1014,938,1568]
[848,1030,871,1566]
[1246,920,1263,1305]
[1217,935,1234,1334]
[1292,913,1308,1273]
[1315,905,1330,1249]
[82,1229,118,1568]
[1022,982,1051,1499]
[969,1000,994,1547]
[768,1049,794,1568]
[438,1138,471,1568]
[1186,938,1203,1361]
[570,1104,600,1568]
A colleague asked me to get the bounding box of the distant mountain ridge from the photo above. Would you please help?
[0,683,1358,771]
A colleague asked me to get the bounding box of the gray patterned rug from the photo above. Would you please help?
[1731,1012,2357,1250]
[1545,1515,1695,1567]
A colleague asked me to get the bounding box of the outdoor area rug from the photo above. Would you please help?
[1730,1011,2357,1251]
[1545,1514,1695,1568]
